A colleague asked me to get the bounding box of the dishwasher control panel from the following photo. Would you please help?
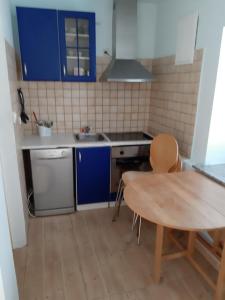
[30,148,71,160]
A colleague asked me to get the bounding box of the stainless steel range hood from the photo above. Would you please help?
[100,0,153,83]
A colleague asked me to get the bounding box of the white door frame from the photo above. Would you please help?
[0,156,19,300]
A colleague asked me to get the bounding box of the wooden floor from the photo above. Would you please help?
[14,207,214,300]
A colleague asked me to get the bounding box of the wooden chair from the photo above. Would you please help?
[169,155,182,173]
[112,133,180,243]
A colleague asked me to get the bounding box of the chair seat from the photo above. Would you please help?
[122,171,153,186]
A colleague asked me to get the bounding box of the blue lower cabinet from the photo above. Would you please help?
[76,147,110,205]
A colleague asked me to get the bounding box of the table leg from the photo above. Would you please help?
[215,240,225,300]
[154,224,164,283]
[188,231,196,258]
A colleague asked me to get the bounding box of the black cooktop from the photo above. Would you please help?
[105,132,153,142]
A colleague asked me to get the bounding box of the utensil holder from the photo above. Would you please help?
[38,125,52,137]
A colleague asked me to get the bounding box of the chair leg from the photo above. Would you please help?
[117,180,124,216]
[112,179,124,222]
[137,216,142,245]
[117,186,124,217]
[132,212,139,231]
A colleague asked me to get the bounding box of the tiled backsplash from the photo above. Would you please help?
[21,57,152,135]
[148,49,203,157]
[20,51,202,157]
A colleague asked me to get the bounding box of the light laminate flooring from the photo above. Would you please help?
[14,207,213,300]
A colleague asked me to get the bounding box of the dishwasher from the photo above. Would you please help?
[30,148,75,216]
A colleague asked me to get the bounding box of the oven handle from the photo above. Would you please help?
[115,157,149,164]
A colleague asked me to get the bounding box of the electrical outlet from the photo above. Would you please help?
[104,49,111,56]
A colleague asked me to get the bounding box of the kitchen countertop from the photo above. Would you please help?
[21,134,76,149]
[21,133,153,150]
[193,164,225,186]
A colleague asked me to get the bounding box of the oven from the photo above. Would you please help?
[110,145,151,196]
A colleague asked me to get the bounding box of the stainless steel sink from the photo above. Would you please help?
[74,133,106,143]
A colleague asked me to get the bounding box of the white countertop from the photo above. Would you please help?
[193,164,225,186]
[21,133,153,150]
[21,134,76,149]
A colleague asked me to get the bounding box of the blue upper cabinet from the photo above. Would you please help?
[16,7,61,81]
[16,8,96,82]
[58,11,96,82]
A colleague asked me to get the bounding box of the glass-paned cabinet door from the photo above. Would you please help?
[58,11,96,82]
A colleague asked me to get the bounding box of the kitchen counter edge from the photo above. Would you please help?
[21,133,153,150]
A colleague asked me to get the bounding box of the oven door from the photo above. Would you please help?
[111,145,151,196]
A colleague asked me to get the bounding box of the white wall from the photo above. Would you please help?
[0,270,5,300]
[11,0,157,58]
[0,157,19,300]
[206,28,225,163]
[154,0,225,163]
[137,1,157,58]
[1,0,14,45]
[0,0,27,248]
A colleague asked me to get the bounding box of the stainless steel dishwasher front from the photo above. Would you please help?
[30,148,75,216]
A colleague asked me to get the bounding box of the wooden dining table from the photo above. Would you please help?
[124,171,225,300]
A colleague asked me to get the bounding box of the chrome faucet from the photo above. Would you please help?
[81,126,91,134]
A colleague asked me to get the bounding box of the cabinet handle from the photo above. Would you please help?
[79,152,82,163]
[63,65,66,76]
[24,63,27,76]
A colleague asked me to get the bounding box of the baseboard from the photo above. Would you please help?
[76,200,126,211]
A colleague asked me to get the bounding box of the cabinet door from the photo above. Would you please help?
[76,147,110,205]
[58,11,96,82]
[16,7,61,81]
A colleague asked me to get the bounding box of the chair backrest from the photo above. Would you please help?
[150,134,178,173]
[169,156,182,173]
